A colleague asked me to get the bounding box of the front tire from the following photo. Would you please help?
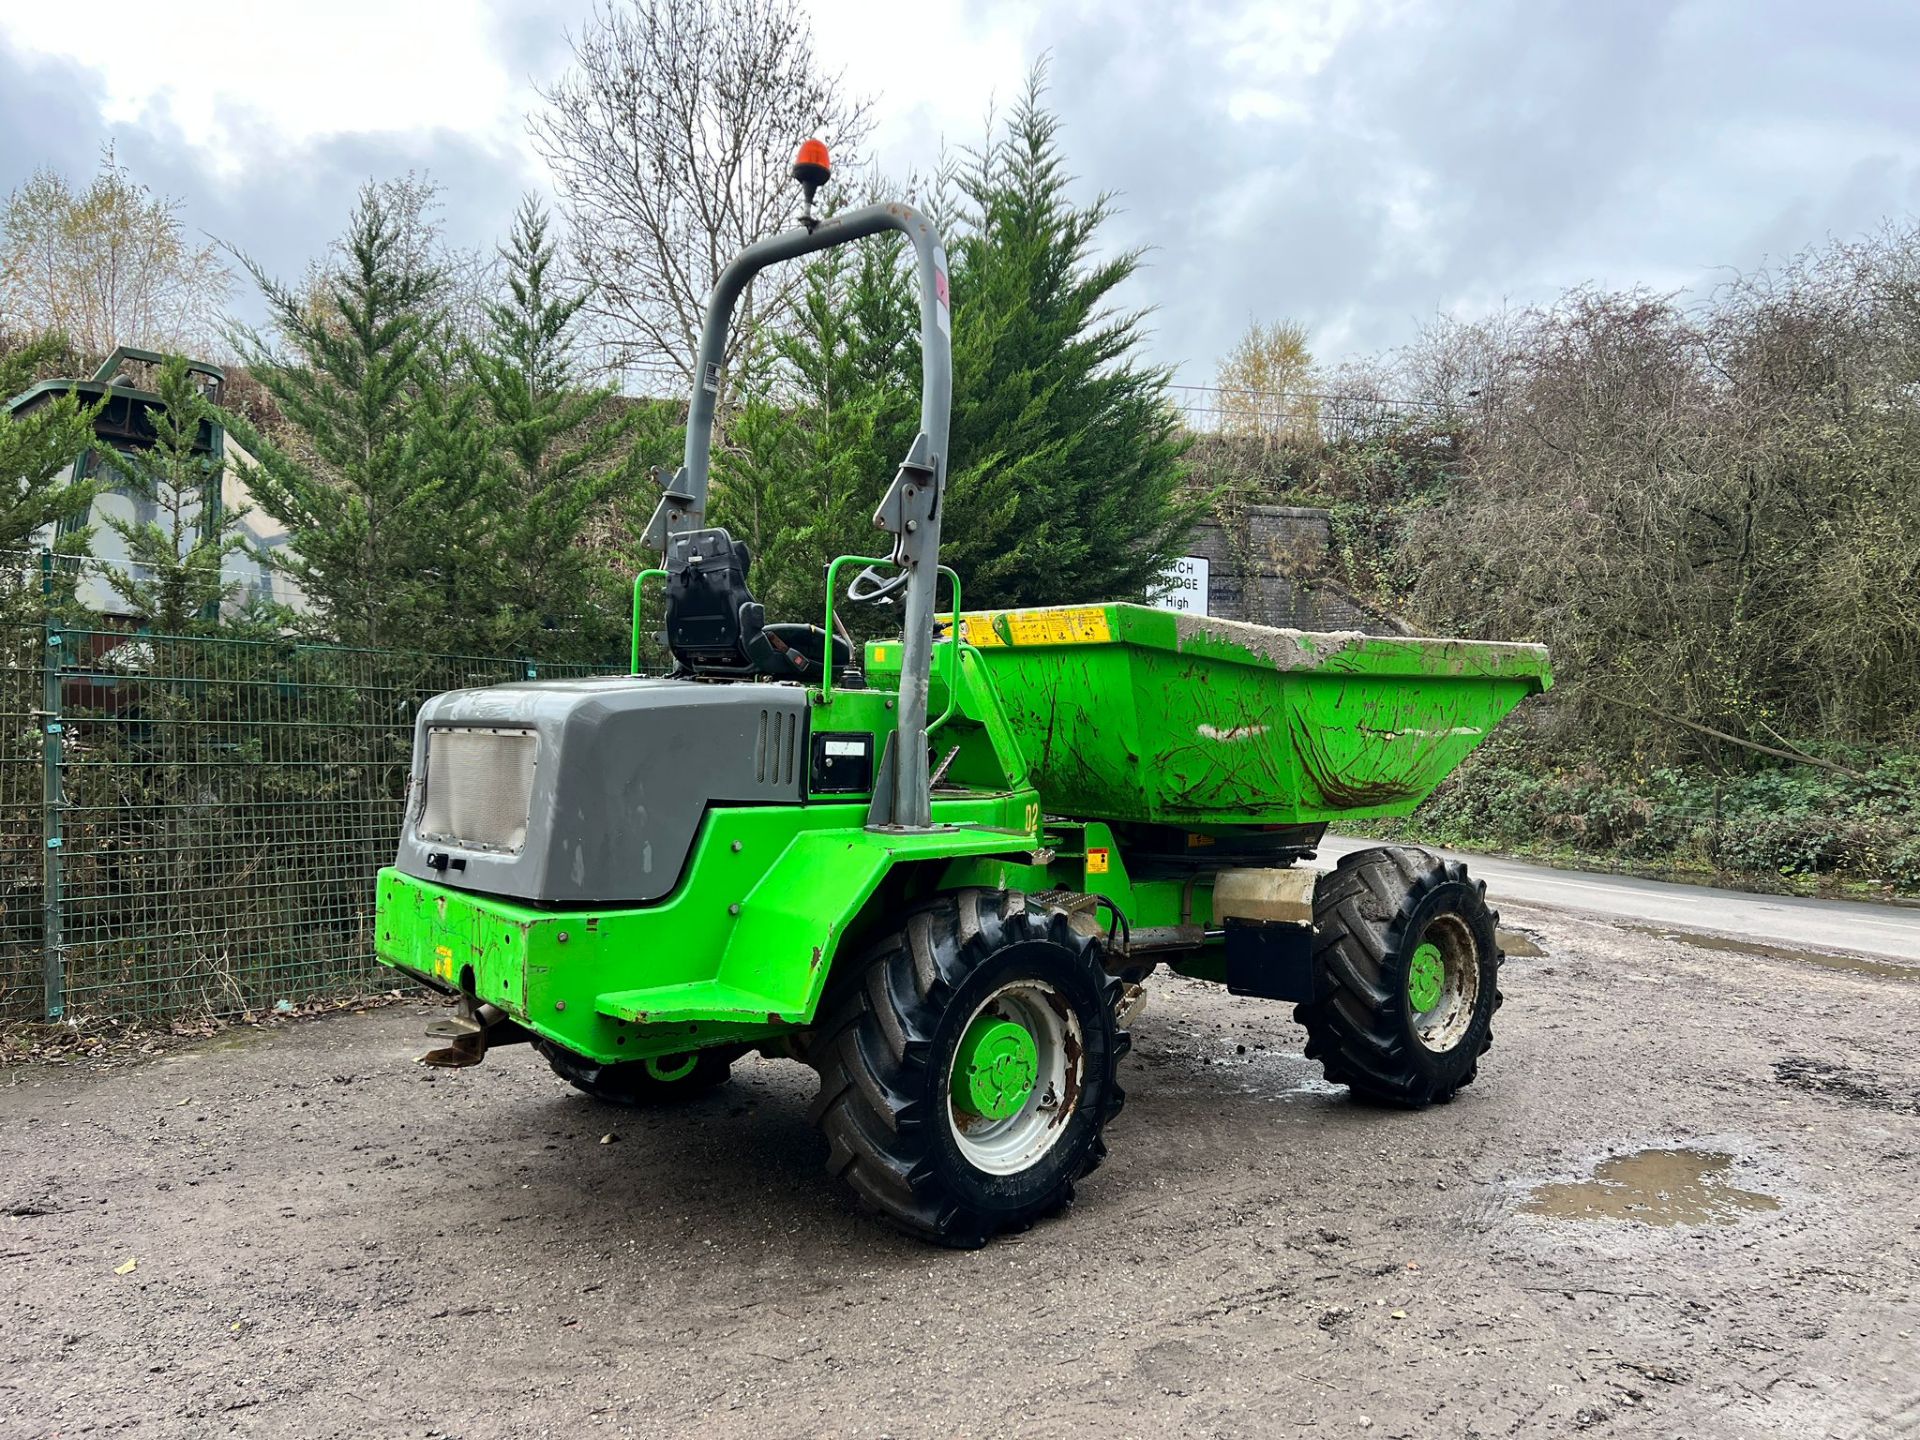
[806,889,1129,1247]
[1298,845,1502,1106]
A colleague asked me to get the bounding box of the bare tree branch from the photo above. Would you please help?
[529,0,873,405]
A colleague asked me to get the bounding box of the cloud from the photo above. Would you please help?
[7,0,1920,386]
[1026,0,1920,378]
[0,47,109,182]
[0,43,543,341]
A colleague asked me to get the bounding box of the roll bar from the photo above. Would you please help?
[641,199,954,831]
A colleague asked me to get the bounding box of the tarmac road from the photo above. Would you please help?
[1314,835,1920,964]
[4,887,1917,1439]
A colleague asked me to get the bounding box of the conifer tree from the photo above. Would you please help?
[711,230,921,625]
[467,197,651,662]
[941,65,1194,607]
[0,334,102,619]
[714,67,1192,614]
[0,333,101,554]
[225,183,494,651]
[100,355,250,633]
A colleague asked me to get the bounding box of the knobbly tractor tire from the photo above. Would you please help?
[1299,845,1502,1107]
[806,888,1129,1248]
[536,1039,737,1105]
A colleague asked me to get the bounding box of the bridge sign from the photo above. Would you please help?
[1149,555,1210,616]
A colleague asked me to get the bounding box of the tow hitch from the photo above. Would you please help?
[419,999,530,1069]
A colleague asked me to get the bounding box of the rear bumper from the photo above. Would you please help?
[373,797,1047,1064]
[376,867,540,1016]
[373,866,792,1064]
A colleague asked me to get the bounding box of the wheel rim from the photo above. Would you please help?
[1408,943,1445,1011]
[644,1052,699,1083]
[1408,915,1480,1053]
[947,979,1081,1176]
[951,1017,1039,1120]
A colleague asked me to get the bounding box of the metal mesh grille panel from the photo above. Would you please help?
[418,728,538,853]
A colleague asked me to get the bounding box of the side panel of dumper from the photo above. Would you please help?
[937,604,1551,827]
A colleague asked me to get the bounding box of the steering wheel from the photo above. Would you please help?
[846,563,910,605]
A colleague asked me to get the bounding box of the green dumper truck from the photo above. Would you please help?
[374,144,1550,1246]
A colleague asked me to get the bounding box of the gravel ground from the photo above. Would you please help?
[4,902,1917,1439]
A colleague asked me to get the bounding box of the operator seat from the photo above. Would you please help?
[663,527,851,681]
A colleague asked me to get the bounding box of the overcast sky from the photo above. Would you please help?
[4,0,1918,390]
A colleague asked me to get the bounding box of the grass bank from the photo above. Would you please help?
[1354,733,1920,900]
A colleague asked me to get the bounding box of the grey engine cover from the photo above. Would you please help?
[393,677,807,906]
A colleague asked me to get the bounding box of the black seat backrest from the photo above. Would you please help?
[665,528,759,675]
[664,526,857,682]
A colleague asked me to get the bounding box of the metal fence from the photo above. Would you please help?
[1167,384,1449,443]
[1,615,616,1025]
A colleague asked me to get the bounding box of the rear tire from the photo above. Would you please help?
[806,889,1129,1247]
[537,1040,736,1105]
[1298,845,1502,1106]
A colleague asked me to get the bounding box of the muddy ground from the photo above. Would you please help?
[4,903,1917,1440]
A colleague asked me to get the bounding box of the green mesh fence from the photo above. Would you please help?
[0,623,44,1020]
[1,620,616,1024]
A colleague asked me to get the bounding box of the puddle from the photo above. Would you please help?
[1498,930,1544,957]
[1520,1147,1780,1227]
[1628,926,1917,982]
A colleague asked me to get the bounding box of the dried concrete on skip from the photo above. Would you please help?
[1169,612,1551,675]
[1173,611,1364,668]
[4,903,1917,1438]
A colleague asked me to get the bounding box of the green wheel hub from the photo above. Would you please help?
[644,1052,699,1083]
[950,1016,1039,1120]
[1407,941,1445,1012]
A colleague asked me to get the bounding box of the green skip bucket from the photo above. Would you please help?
[944,603,1550,827]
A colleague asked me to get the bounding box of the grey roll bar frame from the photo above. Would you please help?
[642,201,953,831]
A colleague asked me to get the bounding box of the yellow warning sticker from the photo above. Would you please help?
[1005,607,1113,646]
[1086,847,1111,875]
[960,616,1006,647]
[961,607,1112,647]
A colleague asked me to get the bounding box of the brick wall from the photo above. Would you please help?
[1184,504,1402,634]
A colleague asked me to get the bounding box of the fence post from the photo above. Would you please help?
[39,554,66,1021]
